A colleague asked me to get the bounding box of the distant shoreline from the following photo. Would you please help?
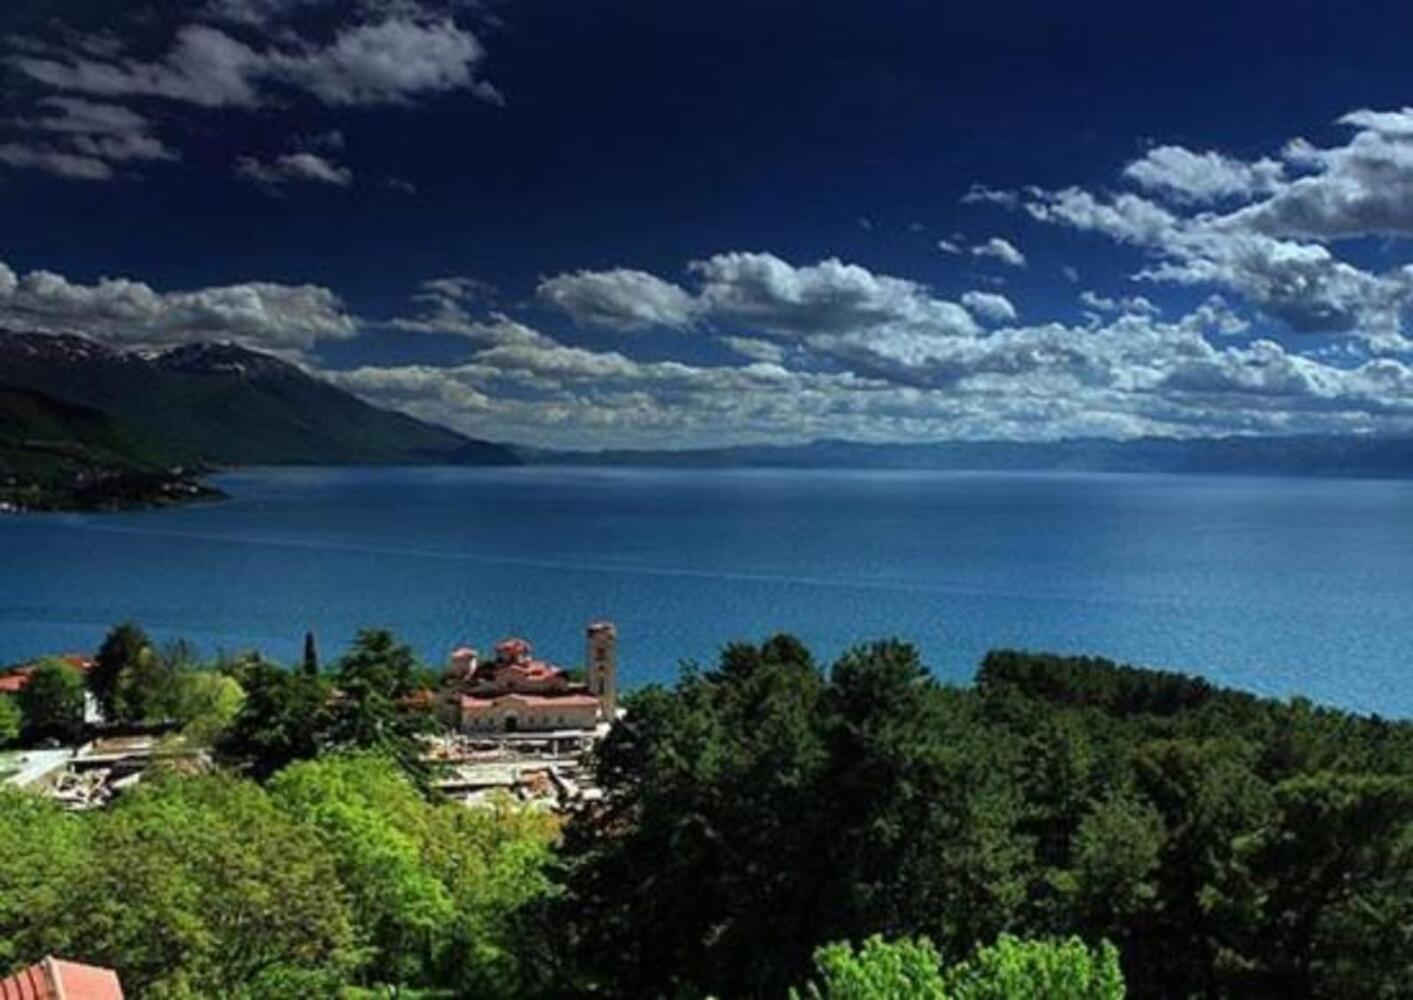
[523,433,1413,480]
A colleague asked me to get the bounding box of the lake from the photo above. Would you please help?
[3,465,1413,716]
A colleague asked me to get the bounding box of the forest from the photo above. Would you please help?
[1,627,1410,998]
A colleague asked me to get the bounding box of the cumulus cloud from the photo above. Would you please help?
[1010,119,1413,345]
[236,151,353,187]
[1224,117,1413,240]
[0,259,357,350]
[324,300,1413,449]
[971,237,1026,267]
[536,253,984,368]
[1123,145,1285,203]
[266,18,496,106]
[536,269,699,330]
[961,290,1018,323]
[1079,291,1160,316]
[10,247,1399,448]
[691,252,979,338]
[969,105,1413,348]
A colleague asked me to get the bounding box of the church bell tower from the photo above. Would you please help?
[586,621,618,721]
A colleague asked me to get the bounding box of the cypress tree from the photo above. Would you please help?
[302,630,320,676]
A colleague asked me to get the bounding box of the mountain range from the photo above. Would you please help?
[0,332,515,466]
[8,327,1413,512]
[0,331,515,509]
[533,434,1413,478]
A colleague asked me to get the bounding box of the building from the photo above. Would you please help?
[0,656,94,694]
[441,622,617,734]
[0,656,103,725]
[0,956,124,999]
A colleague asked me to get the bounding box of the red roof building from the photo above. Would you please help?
[441,625,617,734]
[0,957,124,1000]
[0,656,94,696]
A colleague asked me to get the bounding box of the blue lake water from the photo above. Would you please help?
[3,466,1413,716]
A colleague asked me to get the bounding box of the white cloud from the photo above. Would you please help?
[0,144,113,180]
[1123,145,1285,203]
[536,269,699,330]
[34,97,152,137]
[1016,163,1413,343]
[721,336,786,364]
[10,247,1405,448]
[13,25,265,108]
[961,290,1018,323]
[937,238,962,254]
[1079,290,1159,316]
[266,18,493,106]
[961,185,1019,208]
[971,237,1026,267]
[389,280,553,348]
[1337,107,1413,137]
[0,96,178,180]
[324,301,1413,449]
[0,259,357,350]
[1223,119,1413,241]
[236,151,353,187]
[11,17,494,110]
[691,252,979,338]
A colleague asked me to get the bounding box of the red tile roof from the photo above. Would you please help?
[495,637,532,659]
[0,656,94,696]
[0,957,124,1000]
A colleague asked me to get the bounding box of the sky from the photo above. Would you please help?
[4,0,1413,449]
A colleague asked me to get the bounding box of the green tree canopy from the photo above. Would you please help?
[793,935,948,999]
[218,654,331,780]
[269,753,558,996]
[0,695,20,745]
[326,629,433,775]
[90,622,151,721]
[792,934,1124,1000]
[171,671,245,746]
[17,658,85,742]
[0,775,358,998]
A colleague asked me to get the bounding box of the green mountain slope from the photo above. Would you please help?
[0,332,516,466]
[0,387,218,510]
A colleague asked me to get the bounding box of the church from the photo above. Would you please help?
[439,621,618,734]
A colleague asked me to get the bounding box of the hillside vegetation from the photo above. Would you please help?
[2,630,1410,997]
[0,387,218,510]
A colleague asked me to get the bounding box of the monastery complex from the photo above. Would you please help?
[439,621,618,735]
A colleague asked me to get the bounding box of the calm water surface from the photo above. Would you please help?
[3,466,1412,716]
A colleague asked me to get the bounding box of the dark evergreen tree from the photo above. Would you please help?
[90,621,151,720]
[302,630,319,676]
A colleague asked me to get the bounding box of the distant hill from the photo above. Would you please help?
[529,435,1413,478]
[0,331,517,467]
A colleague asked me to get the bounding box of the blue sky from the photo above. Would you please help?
[4,0,1413,448]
